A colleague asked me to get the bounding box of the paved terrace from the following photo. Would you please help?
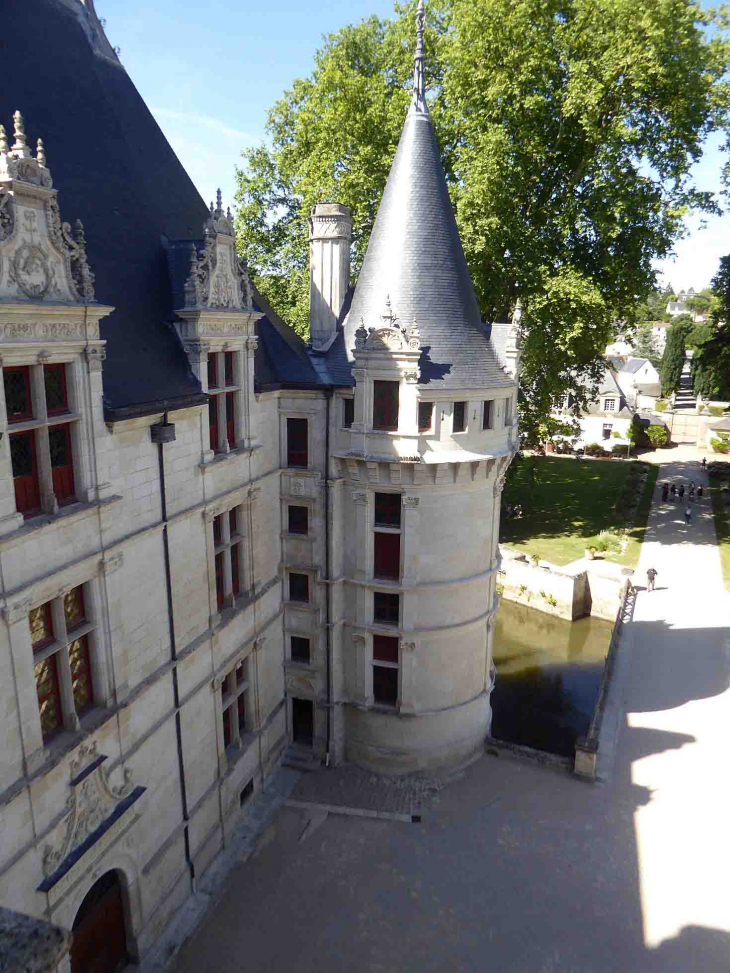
[171,447,730,973]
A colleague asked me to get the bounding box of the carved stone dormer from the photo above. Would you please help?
[348,295,423,457]
[0,112,102,310]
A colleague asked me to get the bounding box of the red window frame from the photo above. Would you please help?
[69,634,94,716]
[207,354,218,389]
[374,492,401,528]
[30,601,55,652]
[224,352,235,387]
[4,365,33,423]
[209,397,219,452]
[225,391,235,448]
[35,653,63,740]
[222,701,232,748]
[373,664,398,706]
[373,634,399,664]
[63,585,86,632]
[44,364,69,417]
[373,381,399,431]
[215,552,224,608]
[374,532,401,581]
[49,422,76,505]
[10,430,41,516]
[286,418,308,468]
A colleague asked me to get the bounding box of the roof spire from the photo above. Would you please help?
[410,1,428,116]
[12,111,31,159]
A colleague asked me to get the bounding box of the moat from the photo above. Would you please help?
[492,599,613,757]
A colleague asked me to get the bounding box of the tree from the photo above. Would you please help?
[691,256,730,399]
[660,315,693,395]
[632,323,662,368]
[236,0,730,435]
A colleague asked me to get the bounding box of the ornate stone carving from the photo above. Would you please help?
[493,474,507,497]
[351,491,368,504]
[0,188,14,242]
[400,641,417,654]
[0,114,53,189]
[183,191,253,311]
[352,297,422,360]
[403,370,419,384]
[42,743,135,878]
[292,480,304,496]
[85,346,106,371]
[352,633,367,646]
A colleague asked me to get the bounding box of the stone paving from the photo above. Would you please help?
[171,445,730,973]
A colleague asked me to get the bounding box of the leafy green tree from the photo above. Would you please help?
[631,323,662,368]
[660,315,693,395]
[691,256,730,398]
[236,0,730,435]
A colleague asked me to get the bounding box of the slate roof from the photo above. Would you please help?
[334,101,511,391]
[621,357,649,375]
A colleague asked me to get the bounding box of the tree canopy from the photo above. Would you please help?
[236,0,730,433]
[691,255,730,399]
[660,315,693,395]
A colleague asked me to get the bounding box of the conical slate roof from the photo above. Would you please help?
[340,7,511,391]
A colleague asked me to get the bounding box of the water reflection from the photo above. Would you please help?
[492,599,612,757]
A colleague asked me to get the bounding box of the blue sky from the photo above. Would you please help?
[100,0,728,292]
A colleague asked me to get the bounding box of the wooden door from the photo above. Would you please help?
[71,871,128,973]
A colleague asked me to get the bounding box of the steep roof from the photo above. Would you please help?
[621,357,649,375]
[333,5,511,392]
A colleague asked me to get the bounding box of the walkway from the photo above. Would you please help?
[172,449,730,973]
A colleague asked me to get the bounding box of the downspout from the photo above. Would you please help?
[324,388,333,765]
[155,414,195,890]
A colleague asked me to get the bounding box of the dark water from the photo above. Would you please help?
[491,599,612,757]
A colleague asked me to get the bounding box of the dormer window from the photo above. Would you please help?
[604,398,616,412]
[373,381,399,432]
[418,401,433,432]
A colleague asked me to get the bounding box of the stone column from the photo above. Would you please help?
[352,633,373,707]
[401,495,420,587]
[309,203,352,351]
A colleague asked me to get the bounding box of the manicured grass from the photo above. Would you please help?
[709,480,730,591]
[501,455,656,567]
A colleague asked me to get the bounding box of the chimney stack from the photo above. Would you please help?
[309,203,352,351]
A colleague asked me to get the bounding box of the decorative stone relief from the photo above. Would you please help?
[403,370,419,384]
[42,742,135,879]
[351,491,368,504]
[84,346,106,371]
[493,474,507,497]
[352,633,367,646]
[292,481,304,496]
[183,191,253,311]
[0,113,97,305]
[400,641,417,653]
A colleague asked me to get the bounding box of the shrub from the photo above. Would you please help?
[647,425,669,447]
[518,584,528,595]
[655,399,668,412]
[711,437,730,454]
[709,406,725,417]
[546,594,558,607]
[585,442,610,457]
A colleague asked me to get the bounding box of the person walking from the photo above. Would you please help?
[646,567,658,592]
[670,483,677,500]
[684,505,692,525]
[689,483,695,501]
[661,482,669,502]
[679,484,685,500]
[702,457,707,470]
[698,485,704,499]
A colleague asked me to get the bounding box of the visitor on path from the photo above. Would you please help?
[685,506,692,525]
[689,484,695,500]
[661,483,669,502]
[670,484,677,499]
[646,567,658,592]
[679,484,685,500]
[702,457,707,470]
[698,485,704,499]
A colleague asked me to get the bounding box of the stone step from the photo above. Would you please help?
[282,746,321,772]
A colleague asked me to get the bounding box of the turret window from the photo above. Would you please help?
[373,381,399,431]
[453,401,466,433]
[418,401,433,432]
[482,400,494,430]
[288,505,309,535]
[374,492,401,528]
[286,418,309,468]
[343,397,354,428]
[374,592,400,625]
[373,635,399,706]
[374,532,400,581]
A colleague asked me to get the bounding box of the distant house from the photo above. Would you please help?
[605,322,670,357]
[666,289,706,324]
[556,357,660,448]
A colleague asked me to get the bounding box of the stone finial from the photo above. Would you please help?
[215,188,223,219]
[381,295,398,327]
[0,126,7,154]
[184,243,201,306]
[12,111,31,158]
[36,138,47,168]
[410,0,428,116]
[227,206,232,221]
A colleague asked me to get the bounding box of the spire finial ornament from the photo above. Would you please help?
[0,126,8,154]
[12,111,31,158]
[215,188,223,219]
[36,138,47,168]
[410,0,428,116]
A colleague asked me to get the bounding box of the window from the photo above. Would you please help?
[343,397,355,429]
[604,398,616,412]
[206,352,238,452]
[29,583,97,743]
[212,506,243,609]
[289,572,310,603]
[286,417,308,468]
[453,401,466,433]
[418,401,433,432]
[220,660,249,750]
[374,532,400,581]
[374,592,399,625]
[504,396,512,425]
[373,381,399,431]
[291,636,311,664]
[288,505,309,535]
[373,635,399,706]
[5,363,78,517]
[602,423,613,440]
[374,492,401,528]
[482,400,494,430]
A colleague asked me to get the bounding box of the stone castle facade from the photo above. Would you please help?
[0,1,520,968]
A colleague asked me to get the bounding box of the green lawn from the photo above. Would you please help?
[501,456,658,567]
[709,479,730,591]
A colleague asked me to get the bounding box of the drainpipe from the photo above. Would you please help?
[152,415,195,890]
[324,388,333,765]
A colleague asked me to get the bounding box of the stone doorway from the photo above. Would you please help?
[292,697,314,747]
[71,870,128,973]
